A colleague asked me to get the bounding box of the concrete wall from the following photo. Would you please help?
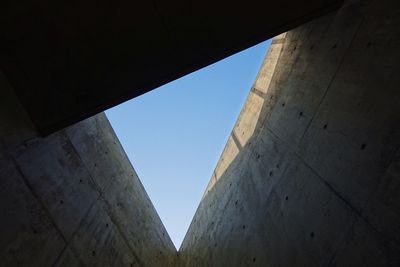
[0,71,176,266]
[2,0,400,265]
[180,0,400,266]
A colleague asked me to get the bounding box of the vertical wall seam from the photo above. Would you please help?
[7,154,69,264]
[64,130,145,266]
[297,15,365,144]
[264,125,400,250]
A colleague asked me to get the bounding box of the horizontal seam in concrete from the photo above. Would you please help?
[298,14,364,144]
[271,38,286,45]
[298,152,400,249]
[48,134,101,266]
[264,125,400,249]
[231,132,243,150]
[251,87,268,99]
[65,132,146,266]
[98,194,145,267]
[7,153,69,263]
[51,196,100,267]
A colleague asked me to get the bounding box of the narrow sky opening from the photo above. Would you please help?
[106,40,271,249]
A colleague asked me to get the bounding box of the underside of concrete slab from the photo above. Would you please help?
[1,0,400,266]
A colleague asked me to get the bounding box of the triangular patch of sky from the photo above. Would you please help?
[106,39,271,249]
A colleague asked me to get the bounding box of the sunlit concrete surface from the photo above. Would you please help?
[1,0,400,266]
[180,0,400,266]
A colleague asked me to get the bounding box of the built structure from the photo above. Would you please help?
[1,0,399,266]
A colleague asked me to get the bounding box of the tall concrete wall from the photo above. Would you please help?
[180,0,400,266]
[2,0,400,265]
[0,71,176,266]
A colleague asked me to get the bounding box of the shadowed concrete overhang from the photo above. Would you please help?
[1,0,343,134]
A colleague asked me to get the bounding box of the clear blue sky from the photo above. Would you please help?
[105,40,271,249]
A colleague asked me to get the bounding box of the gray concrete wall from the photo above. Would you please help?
[2,0,400,265]
[0,71,176,266]
[180,0,400,266]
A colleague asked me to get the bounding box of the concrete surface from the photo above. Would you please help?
[0,71,176,266]
[180,0,400,266]
[1,0,342,134]
[1,0,400,266]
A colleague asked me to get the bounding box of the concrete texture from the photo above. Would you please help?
[1,0,343,134]
[180,0,400,266]
[1,0,400,266]
[0,71,176,266]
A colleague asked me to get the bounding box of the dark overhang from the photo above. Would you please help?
[1,0,343,134]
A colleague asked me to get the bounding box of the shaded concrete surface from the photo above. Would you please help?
[2,0,400,265]
[180,0,400,266]
[0,71,176,266]
[1,0,343,134]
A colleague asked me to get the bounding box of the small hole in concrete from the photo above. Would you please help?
[282,102,285,107]
[285,196,288,200]
[253,258,256,262]
[79,179,83,183]
[229,183,232,187]
[269,171,273,177]
[257,154,261,159]
[323,124,327,130]
[367,41,372,47]
[276,164,280,169]
[59,200,64,204]
[159,251,162,255]
[361,143,367,150]
[310,232,315,238]
[92,250,96,256]
[235,200,238,205]
[332,44,337,49]
[299,112,303,116]
[33,229,38,234]
[106,223,109,228]
[242,225,246,229]
[163,233,165,237]
[310,45,314,50]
